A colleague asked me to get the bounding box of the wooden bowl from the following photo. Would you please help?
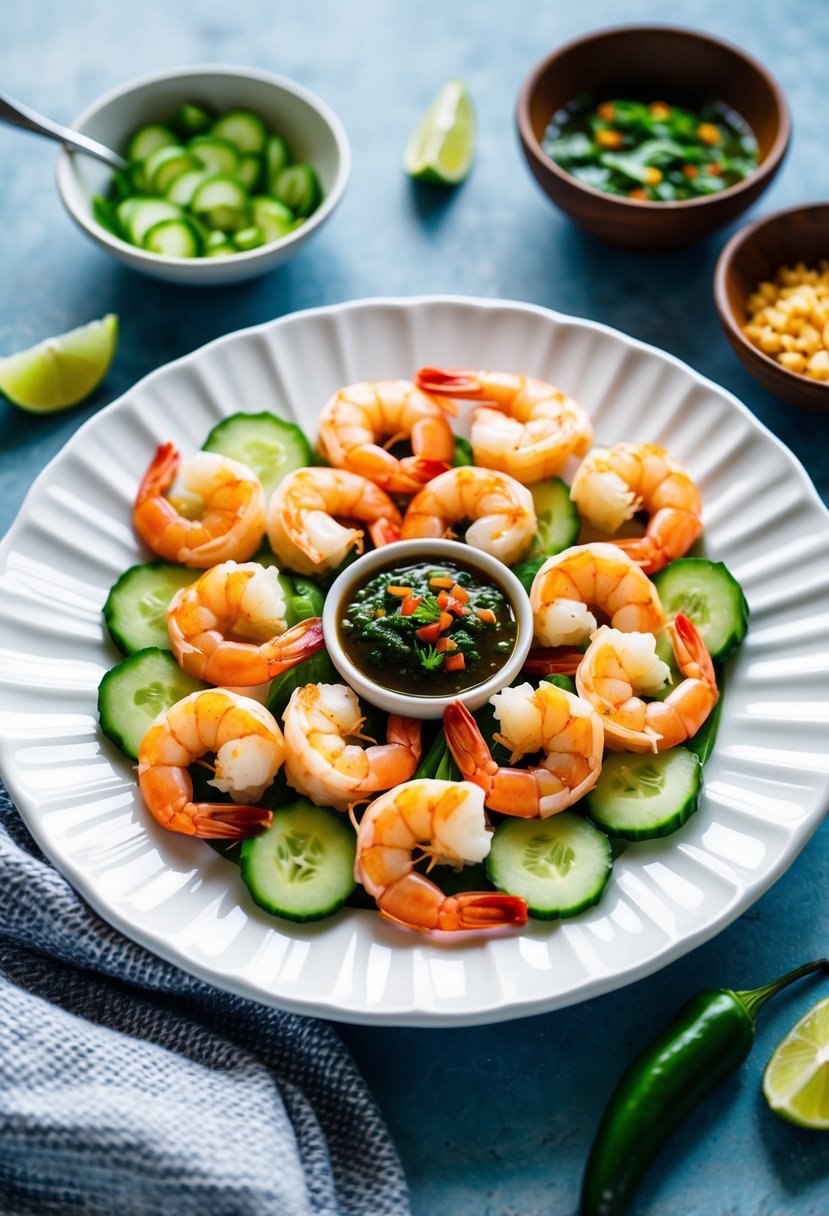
[714,203,829,409]
[516,25,791,250]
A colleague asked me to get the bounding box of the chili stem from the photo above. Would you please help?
[734,958,829,1021]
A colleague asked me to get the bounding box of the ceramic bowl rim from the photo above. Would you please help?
[516,22,791,213]
[321,538,535,719]
[55,62,351,270]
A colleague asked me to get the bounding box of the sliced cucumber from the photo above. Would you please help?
[251,195,295,243]
[273,163,322,217]
[118,198,185,247]
[188,134,241,177]
[165,169,210,206]
[98,647,206,760]
[126,123,177,163]
[211,109,267,154]
[92,195,119,236]
[171,102,214,138]
[241,799,356,921]
[202,411,313,499]
[143,218,202,258]
[487,813,612,920]
[653,558,749,661]
[527,478,581,558]
[265,134,293,190]
[236,153,263,191]
[144,145,200,195]
[586,748,702,840]
[204,240,237,258]
[233,225,265,252]
[103,561,198,654]
[191,176,249,233]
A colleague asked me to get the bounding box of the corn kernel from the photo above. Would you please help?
[643,167,662,185]
[779,352,807,372]
[744,260,829,381]
[697,122,721,145]
[596,129,623,150]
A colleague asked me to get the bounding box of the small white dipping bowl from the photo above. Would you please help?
[322,539,534,720]
[56,64,350,285]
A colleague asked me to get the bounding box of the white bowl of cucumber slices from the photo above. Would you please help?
[56,65,351,284]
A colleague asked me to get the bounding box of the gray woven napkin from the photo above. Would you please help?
[0,784,410,1216]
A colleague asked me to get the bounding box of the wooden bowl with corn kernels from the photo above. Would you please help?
[715,202,829,410]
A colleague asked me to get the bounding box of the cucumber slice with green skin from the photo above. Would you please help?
[273,163,322,217]
[187,135,241,177]
[171,102,214,138]
[118,198,185,247]
[265,134,293,190]
[487,813,612,920]
[143,218,202,258]
[527,478,581,559]
[211,109,268,154]
[190,176,250,233]
[144,145,201,195]
[103,561,198,655]
[202,411,313,500]
[233,225,265,252]
[204,241,237,257]
[653,558,749,661]
[266,650,336,722]
[585,748,702,840]
[251,195,295,243]
[126,123,178,163]
[165,169,211,206]
[241,799,356,922]
[236,153,263,192]
[98,647,206,760]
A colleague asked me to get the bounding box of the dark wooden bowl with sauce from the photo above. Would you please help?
[516,25,791,250]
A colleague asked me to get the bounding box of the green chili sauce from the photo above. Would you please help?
[542,95,759,202]
[339,559,518,697]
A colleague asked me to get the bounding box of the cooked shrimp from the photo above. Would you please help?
[355,779,528,932]
[281,682,421,811]
[576,615,718,753]
[137,688,283,838]
[134,444,266,568]
[570,443,703,573]
[415,367,592,483]
[267,467,402,576]
[530,543,665,647]
[401,465,536,564]
[444,683,604,817]
[167,561,324,685]
[317,379,454,492]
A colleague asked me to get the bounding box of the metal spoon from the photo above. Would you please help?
[0,89,127,170]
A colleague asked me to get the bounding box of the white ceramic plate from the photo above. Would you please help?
[2,297,828,1027]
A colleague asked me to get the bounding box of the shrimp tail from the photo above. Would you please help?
[405,456,452,484]
[189,803,273,839]
[439,892,529,929]
[368,518,402,547]
[266,617,325,676]
[523,647,584,676]
[136,441,179,505]
[415,367,482,398]
[443,701,498,787]
[671,612,717,689]
[615,509,703,574]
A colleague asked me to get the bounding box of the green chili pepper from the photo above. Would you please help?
[580,958,828,1216]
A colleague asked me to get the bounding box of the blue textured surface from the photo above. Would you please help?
[2,3,829,1214]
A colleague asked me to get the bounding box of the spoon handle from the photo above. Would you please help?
[0,89,127,171]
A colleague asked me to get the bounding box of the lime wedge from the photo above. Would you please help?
[403,79,475,185]
[0,314,118,413]
[763,996,829,1129]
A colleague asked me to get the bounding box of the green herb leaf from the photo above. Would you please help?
[411,595,442,624]
[416,643,445,671]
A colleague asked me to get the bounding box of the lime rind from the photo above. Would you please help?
[0,314,118,413]
[404,79,475,185]
[762,995,829,1129]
